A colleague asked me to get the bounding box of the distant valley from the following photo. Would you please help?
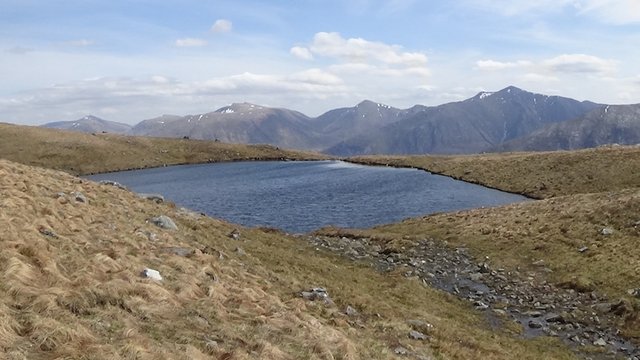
[42,86,640,155]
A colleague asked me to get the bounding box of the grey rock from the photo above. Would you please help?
[345,306,358,317]
[229,229,241,240]
[578,246,589,253]
[528,320,543,329]
[601,228,614,236]
[38,226,58,238]
[469,273,483,281]
[142,268,162,281]
[406,319,434,333]
[593,338,607,347]
[71,191,88,203]
[393,346,409,355]
[301,287,330,302]
[138,193,164,203]
[627,288,640,298]
[545,313,565,323]
[409,330,428,340]
[150,215,178,230]
[532,260,546,266]
[99,180,127,190]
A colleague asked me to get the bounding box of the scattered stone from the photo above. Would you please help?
[524,310,543,317]
[149,215,178,230]
[393,346,409,355]
[528,320,543,329]
[478,262,491,273]
[138,193,164,203]
[409,330,428,340]
[532,260,546,267]
[627,288,640,298]
[235,247,246,256]
[406,319,434,334]
[469,273,483,281]
[545,313,565,323]
[71,191,87,203]
[345,306,358,317]
[142,268,162,281]
[38,226,58,238]
[55,192,66,198]
[600,228,614,236]
[578,246,589,253]
[229,229,241,240]
[474,301,489,310]
[99,180,127,190]
[594,338,607,347]
[301,287,330,302]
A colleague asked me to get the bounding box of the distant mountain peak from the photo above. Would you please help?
[356,100,392,109]
[215,102,267,114]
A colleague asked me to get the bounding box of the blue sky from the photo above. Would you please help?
[1,0,639,124]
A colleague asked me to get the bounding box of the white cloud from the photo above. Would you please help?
[175,38,208,47]
[290,46,314,60]
[476,54,617,77]
[309,32,428,67]
[211,19,233,33]
[576,0,640,24]
[542,54,617,74]
[475,59,533,71]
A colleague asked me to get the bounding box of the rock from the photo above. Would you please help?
[138,193,164,203]
[235,247,246,256]
[150,215,178,230]
[71,191,87,203]
[524,310,543,317]
[545,313,565,323]
[593,338,607,347]
[142,268,162,281]
[474,301,489,310]
[38,226,58,238]
[478,262,491,273]
[393,346,408,355]
[406,319,434,334]
[578,246,589,253]
[627,288,640,298]
[301,287,330,302]
[228,229,241,240]
[345,306,358,317]
[610,299,632,316]
[528,320,543,329]
[409,330,428,340]
[600,228,614,236]
[469,273,483,281]
[99,180,127,190]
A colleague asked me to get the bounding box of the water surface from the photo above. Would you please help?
[88,160,527,233]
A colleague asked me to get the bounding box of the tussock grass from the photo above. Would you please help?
[0,158,578,358]
[351,145,640,199]
[0,122,326,176]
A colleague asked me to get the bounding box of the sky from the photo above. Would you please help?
[1,0,639,125]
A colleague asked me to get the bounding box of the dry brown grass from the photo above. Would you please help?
[0,122,326,176]
[350,145,640,199]
[0,158,577,359]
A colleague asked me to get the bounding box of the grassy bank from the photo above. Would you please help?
[350,146,640,199]
[0,158,575,359]
[0,123,326,176]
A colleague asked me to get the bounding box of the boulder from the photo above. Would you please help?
[150,215,178,230]
[138,193,164,203]
[142,268,162,281]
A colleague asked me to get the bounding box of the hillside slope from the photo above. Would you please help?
[497,104,640,152]
[0,122,325,175]
[0,158,576,359]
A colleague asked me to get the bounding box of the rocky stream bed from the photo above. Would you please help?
[304,234,640,360]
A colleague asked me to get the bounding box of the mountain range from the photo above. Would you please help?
[41,86,640,154]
